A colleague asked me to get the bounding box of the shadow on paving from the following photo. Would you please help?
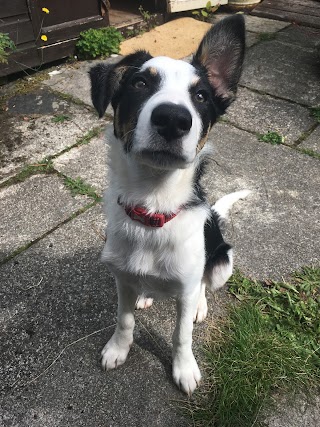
[1,205,219,427]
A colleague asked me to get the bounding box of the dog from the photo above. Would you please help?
[89,15,247,395]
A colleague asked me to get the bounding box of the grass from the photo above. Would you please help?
[258,131,284,145]
[187,267,320,427]
[63,176,101,201]
[310,107,320,123]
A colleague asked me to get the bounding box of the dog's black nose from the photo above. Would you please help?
[151,103,192,141]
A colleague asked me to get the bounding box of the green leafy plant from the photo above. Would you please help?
[75,27,123,60]
[192,2,220,21]
[258,131,284,145]
[0,32,16,64]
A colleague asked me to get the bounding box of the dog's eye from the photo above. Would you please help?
[132,77,147,89]
[195,90,207,103]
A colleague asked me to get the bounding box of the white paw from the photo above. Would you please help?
[101,337,132,371]
[193,294,208,323]
[135,295,153,310]
[173,353,201,395]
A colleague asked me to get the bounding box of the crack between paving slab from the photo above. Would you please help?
[0,200,98,266]
[293,123,319,146]
[218,119,320,160]
[0,125,105,189]
[49,87,114,121]
[238,85,318,110]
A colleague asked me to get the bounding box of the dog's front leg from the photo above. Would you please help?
[172,287,202,395]
[101,277,137,370]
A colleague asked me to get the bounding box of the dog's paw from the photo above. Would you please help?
[101,337,132,371]
[173,354,201,396]
[193,294,208,323]
[135,295,153,310]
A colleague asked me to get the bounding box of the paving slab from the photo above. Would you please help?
[226,87,316,144]
[265,394,320,427]
[0,174,89,262]
[203,122,320,280]
[241,39,320,106]
[211,13,290,33]
[0,89,102,184]
[0,205,190,427]
[299,126,320,154]
[53,133,108,195]
[275,25,320,50]
[43,57,119,115]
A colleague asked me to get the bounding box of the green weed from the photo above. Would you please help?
[192,1,219,21]
[0,158,55,188]
[257,32,277,42]
[258,131,284,145]
[76,127,103,145]
[63,176,101,201]
[51,114,70,123]
[310,107,320,123]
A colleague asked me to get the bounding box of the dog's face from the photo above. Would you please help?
[90,15,245,170]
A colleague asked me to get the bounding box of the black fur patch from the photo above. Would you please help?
[89,50,153,118]
[204,210,232,272]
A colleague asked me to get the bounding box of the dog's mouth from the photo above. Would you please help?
[136,148,190,169]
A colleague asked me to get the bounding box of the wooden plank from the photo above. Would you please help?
[0,0,28,19]
[41,16,106,45]
[39,38,78,63]
[0,16,35,45]
[168,0,227,13]
[251,7,320,28]
[259,0,320,17]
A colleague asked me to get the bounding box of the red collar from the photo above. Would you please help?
[118,197,180,228]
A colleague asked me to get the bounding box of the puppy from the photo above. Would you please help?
[90,15,246,395]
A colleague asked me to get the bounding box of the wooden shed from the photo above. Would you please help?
[0,0,223,77]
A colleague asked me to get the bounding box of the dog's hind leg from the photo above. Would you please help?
[101,277,137,370]
[205,246,234,292]
[193,282,207,323]
[172,287,202,395]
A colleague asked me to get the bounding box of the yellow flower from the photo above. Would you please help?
[41,35,48,41]
[42,7,50,14]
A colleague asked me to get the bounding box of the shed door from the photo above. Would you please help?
[27,0,109,47]
[168,0,228,13]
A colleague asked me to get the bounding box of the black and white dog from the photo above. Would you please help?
[90,15,248,395]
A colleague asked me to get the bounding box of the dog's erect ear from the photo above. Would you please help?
[89,50,153,118]
[192,14,245,104]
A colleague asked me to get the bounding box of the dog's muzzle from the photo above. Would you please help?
[151,103,192,142]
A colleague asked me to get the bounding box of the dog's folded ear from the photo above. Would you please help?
[192,14,245,106]
[89,50,153,118]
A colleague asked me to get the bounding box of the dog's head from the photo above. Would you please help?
[90,15,245,170]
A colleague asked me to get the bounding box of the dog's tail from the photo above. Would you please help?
[212,190,251,220]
